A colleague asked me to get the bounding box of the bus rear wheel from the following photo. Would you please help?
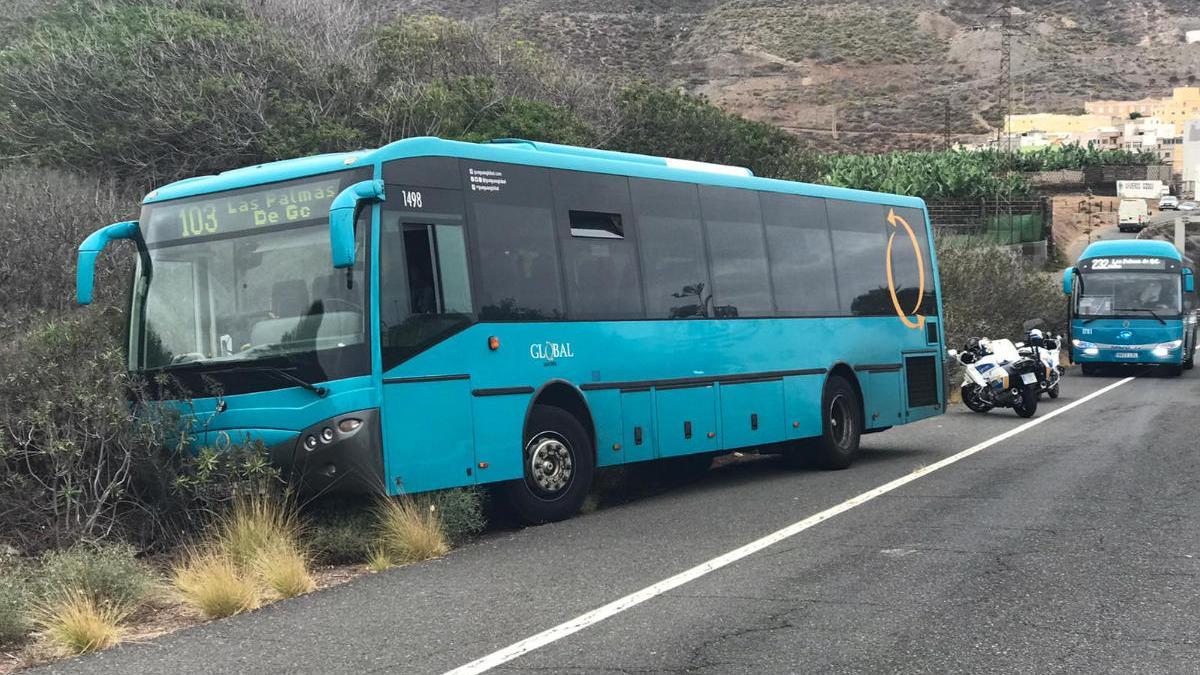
[502,405,594,525]
[809,375,862,470]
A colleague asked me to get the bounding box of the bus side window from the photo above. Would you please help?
[630,178,712,319]
[699,185,773,317]
[551,170,644,320]
[761,192,839,315]
[827,200,889,316]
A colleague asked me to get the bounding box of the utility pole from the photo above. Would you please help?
[974,7,1044,158]
[943,96,952,150]
[831,104,838,142]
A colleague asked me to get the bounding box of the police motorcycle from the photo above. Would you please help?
[948,336,1043,418]
[1015,319,1065,399]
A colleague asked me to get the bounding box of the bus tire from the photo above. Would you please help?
[503,405,595,525]
[1184,355,1194,370]
[1080,364,1098,376]
[1166,365,1184,377]
[810,375,862,470]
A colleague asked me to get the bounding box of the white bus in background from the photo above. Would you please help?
[1117,180,1169,200]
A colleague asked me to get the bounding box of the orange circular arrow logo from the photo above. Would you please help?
[885,208,925,330]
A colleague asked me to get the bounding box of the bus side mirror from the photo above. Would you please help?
[329,179,385,269]
[1062,267,1075,296]
[77,220,140,305]
[1184,269,1194,294]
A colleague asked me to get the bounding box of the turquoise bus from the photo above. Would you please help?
[77,137,946,523]
[1063,239,1196,376]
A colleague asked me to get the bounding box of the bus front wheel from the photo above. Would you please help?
[811,376,863,470]
[503,405,595,525]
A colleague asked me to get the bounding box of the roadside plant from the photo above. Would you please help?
[373,496,450,565]
[251,540,315,600]
[33,589,129,655]
[172,549,259,619]
[365,547,393,573]
[34,544,155,610]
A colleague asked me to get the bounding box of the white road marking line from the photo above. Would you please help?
[445,376,1136,675]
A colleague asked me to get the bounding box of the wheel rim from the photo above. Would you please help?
[828,394,852,449]
[525,432,575,499]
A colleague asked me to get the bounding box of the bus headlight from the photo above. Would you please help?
[1153,340,1182,357]
[1072,339,1099,356]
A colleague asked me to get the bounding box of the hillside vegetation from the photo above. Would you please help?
[435,0,1200,151]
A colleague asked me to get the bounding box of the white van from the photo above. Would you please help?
[1118,198,1148,232]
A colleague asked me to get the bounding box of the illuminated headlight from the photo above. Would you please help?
[1072,339,1095,349]
[304,435,318,451]
[1152,340,1182,357]
[1083,347,1099,356]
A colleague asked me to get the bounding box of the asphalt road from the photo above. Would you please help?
[42,367,1200,674]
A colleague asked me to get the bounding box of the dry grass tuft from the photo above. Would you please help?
[365,546,393,573]
[374,497,449,564]
[216,496,302,568]
[172,550,259,619]
[34,589,127,655]
[252,541,315,600]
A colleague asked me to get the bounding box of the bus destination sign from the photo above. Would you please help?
[1082,256,1174,272]
[146,177,342,245]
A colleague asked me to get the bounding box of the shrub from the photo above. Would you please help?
[172,549,259,619]
[33,589,128,655]
[0,565,31,647]
[34,544,154,609]
[427,488,487,546]
[0,309,281,553]
[0,1,362,187]
[373,497,449,565]
[937,242,1067,351]
[251,540,314,600]
[306,503,374,565]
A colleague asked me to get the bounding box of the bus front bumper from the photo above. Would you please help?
[265,407,385,494]
[1071,341,1183,365]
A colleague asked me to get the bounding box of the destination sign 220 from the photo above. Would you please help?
[146,177,341,244]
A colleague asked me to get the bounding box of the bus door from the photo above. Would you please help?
[378,196,478,493]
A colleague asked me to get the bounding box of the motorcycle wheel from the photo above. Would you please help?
[1013,387,1039,418]
[961,384,992,413]
[1047,382,1060,399]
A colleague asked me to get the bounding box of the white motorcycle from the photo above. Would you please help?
[1016,323,1065,399]
[949,337,1043,418]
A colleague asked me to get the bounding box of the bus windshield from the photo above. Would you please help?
[131,173,367,371]
[1075,270,1181,318]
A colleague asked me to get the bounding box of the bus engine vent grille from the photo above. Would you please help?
[905,355,938,408]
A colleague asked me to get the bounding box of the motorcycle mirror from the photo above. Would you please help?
[947,349,958,358]
[959,351,978,364]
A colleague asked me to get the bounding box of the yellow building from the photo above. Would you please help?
[1006,113,1115,134]
[1085,88,1200,125]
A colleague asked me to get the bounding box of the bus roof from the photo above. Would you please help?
[143,137,927,210]
[1078,239,1182,262]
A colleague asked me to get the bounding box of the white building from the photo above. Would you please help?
[1183,120,1200,196]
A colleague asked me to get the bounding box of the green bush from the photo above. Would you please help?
[0,310,281,553]
[937,242,1067,351]
[608,83,823,182]
[0,0,361,187]
[34,544,154,609]
[0,562,31,647]
[428,488,487,546]
[306,505,375,565]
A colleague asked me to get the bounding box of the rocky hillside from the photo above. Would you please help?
[396,0,1200,151]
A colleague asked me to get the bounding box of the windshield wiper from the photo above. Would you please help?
[146,361,327,397]
[1113,307,1166,325]
[224,365,328,398]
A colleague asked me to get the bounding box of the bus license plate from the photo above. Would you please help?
[1020,372,1037,385]
[1115,352,1138,359]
